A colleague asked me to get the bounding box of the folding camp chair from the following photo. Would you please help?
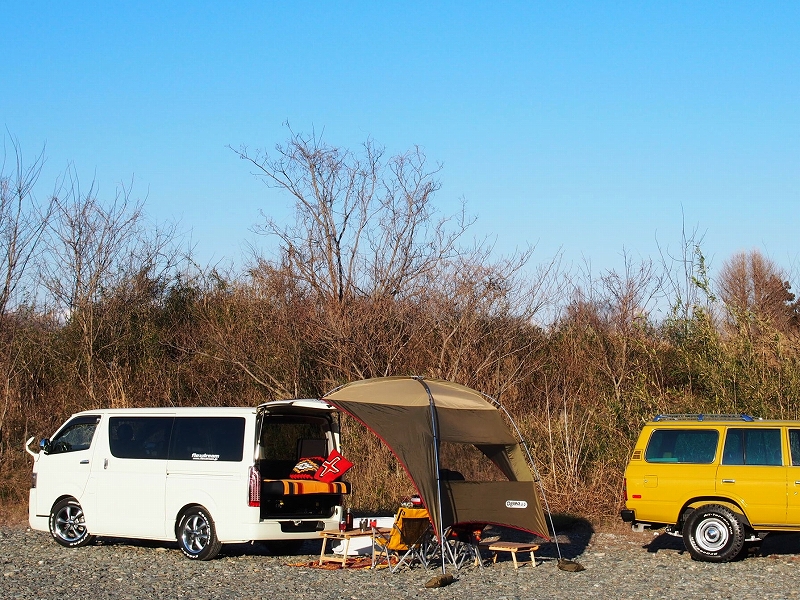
[372,507,432,572]
[443,525,485,569]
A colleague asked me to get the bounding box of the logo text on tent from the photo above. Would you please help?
[505,500,528,509]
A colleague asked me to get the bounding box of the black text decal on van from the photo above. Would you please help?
[191,453,221,461]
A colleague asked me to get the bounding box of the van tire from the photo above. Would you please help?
[49,498,94,548]
[683,504,745,562]
[177,506,222,560]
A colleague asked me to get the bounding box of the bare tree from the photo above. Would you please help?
[0,136,54,454]
[426,246,559,397]
[41,169,175,404]
[596,253,663,409]
[231,129,472,303]
[0,137,52,317]
[657,217,713,325]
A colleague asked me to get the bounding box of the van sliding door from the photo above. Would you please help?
[165,417,246,536]
[91,416,172,538]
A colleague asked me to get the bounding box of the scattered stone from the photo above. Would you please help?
[424,573,455,587]
[1,525,799,599]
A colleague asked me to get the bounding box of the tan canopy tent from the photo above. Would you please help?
[322,376,550,542]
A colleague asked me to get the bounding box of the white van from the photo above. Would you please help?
[26,400,348,559]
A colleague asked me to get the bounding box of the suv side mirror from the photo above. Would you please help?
[39,438,50,454]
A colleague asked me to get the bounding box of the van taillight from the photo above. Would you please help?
[31,472,37,489]
[622,477,627,501]
[248,466,260,507]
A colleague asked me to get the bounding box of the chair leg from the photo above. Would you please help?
[390,547,416,572]
[472,544,484,569]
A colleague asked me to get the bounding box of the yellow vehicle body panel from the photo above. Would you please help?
[624,417,800,531]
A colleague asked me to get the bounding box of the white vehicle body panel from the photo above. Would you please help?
[29,401,344,544]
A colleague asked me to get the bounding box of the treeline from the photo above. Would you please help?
[1,132,798,522]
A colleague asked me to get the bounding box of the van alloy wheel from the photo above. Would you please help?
[177,506,222,560]
[49,498,94,548]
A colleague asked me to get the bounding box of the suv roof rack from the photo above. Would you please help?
[652,413,758,422]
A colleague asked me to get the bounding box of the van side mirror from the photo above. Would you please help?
[39,438,50,454]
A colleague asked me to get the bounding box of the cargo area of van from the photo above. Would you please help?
[254,402,348,526]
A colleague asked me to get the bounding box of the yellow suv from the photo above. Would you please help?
[621,414,800,562]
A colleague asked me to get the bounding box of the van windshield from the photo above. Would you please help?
[49,416,100,454]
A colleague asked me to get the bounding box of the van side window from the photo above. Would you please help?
[790,430,800,466]
[169,417,245,462]
[723,428,782,466]
[48,416,100,454]
[645,429,718,463]
[109,417,173,459]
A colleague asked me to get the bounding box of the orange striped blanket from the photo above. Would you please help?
[262,479,351,495]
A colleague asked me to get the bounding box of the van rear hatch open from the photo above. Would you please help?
[253,400,347,520]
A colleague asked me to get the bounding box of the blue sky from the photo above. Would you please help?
[2,1,798,280]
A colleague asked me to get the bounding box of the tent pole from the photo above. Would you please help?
[415,377,447,574]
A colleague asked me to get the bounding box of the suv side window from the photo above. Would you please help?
[109,417,173,459]
[645,429,718,463]
[790,430,800,465]
[722,428,782,466]
[169,417,245,462]
[48,416,100,454]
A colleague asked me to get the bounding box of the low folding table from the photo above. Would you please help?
[318,528,391,567]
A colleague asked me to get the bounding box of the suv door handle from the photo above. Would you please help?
[721,479,735,483]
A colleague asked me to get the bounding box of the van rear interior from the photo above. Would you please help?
[256,411,345,524]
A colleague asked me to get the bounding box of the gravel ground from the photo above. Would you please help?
[2,524,800,600]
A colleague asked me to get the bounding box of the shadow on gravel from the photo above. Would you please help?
[94,536,324,559]
[481,513,593,564]
[644,532,685,554]
[95,537,179,551]
[643,531,800,560]
[752,532,800,558]
[222,538,324,558]
[91,514,598,564]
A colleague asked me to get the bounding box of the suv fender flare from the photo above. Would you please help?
[681,499,751,530]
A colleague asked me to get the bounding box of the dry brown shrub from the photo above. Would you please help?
[0,451,32,525]
[339,415,415,513]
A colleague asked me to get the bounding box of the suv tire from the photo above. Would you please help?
[683,504,745,562]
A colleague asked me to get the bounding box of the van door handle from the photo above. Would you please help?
[80,459,89,464]
[104,458,108,469]
[721,479,735,483]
